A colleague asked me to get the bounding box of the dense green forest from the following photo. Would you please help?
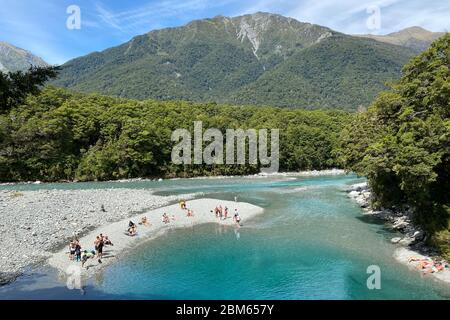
[0,86,351,182]
[339,34,450,258]
[228,35,414,109]
[51,13,416,111]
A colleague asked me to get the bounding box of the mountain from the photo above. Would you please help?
[52,12,419,111]
[0,41,48,73]
[356,26,445,52]
[228,34,415,109]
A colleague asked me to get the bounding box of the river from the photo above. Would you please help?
[1,174,449,299]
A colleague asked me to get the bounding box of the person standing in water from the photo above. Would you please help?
[233,209,241,226]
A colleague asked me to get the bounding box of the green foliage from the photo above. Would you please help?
[230,35,415,110]
[0,86,351,182]
[51,14,416,111]
[0,66,59,113]
[339,34,450,255]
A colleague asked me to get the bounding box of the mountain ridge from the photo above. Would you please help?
[0,41,48,72]
[51,12,443,110]
[355,26,445,52]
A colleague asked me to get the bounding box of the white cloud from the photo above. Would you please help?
[230,0,450,34]
[89,0,450,36]
[94,0,225,34]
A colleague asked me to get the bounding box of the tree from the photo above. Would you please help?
[0,66,60,113]
[339,33,450,257]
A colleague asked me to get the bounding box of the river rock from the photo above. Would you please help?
[348,191,359,197]
[391,237,402,244]
[399,237,415,246]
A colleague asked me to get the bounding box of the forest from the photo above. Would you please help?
[0,85,350,182]
[339,34,449,258]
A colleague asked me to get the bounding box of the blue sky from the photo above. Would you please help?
[0,0,449,65]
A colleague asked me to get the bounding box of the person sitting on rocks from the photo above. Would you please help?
[127,227,137,236]
[162,213,170,224]
[101,234,113,246]
[139,216,150,227]
[408,256,425,262]
[416,260,433,270]
[127,221,137,236]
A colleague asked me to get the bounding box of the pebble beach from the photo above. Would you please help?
[48,198,264,281]
[0,188,199,285]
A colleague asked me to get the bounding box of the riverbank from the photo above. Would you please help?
[0,170,344,286]
[346,183,450,284]
[48,198,263,282]
[0,188,199,285]
[0,169,347,186]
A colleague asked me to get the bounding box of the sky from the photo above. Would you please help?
[0,0,449,65]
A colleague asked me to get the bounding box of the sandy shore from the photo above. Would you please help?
[48,198,263,281]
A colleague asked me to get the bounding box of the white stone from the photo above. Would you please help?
[391,237,402,243]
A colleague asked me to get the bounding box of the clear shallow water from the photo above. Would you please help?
[2,174,450,300]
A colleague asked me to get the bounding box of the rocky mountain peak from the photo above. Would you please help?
[0,41,48,72]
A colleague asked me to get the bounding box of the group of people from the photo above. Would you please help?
[69,199,243,269]
[93,233,113,262]
[68,233,113,268]
[69,239,82,262]
[162,212,177,224]
[127,216,152,236]
[213,205,229,220]
[180,200,194,217]
[409,256,449,274]
[212,205,241,226]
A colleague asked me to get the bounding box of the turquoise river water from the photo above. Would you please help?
[1,174,450,299]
